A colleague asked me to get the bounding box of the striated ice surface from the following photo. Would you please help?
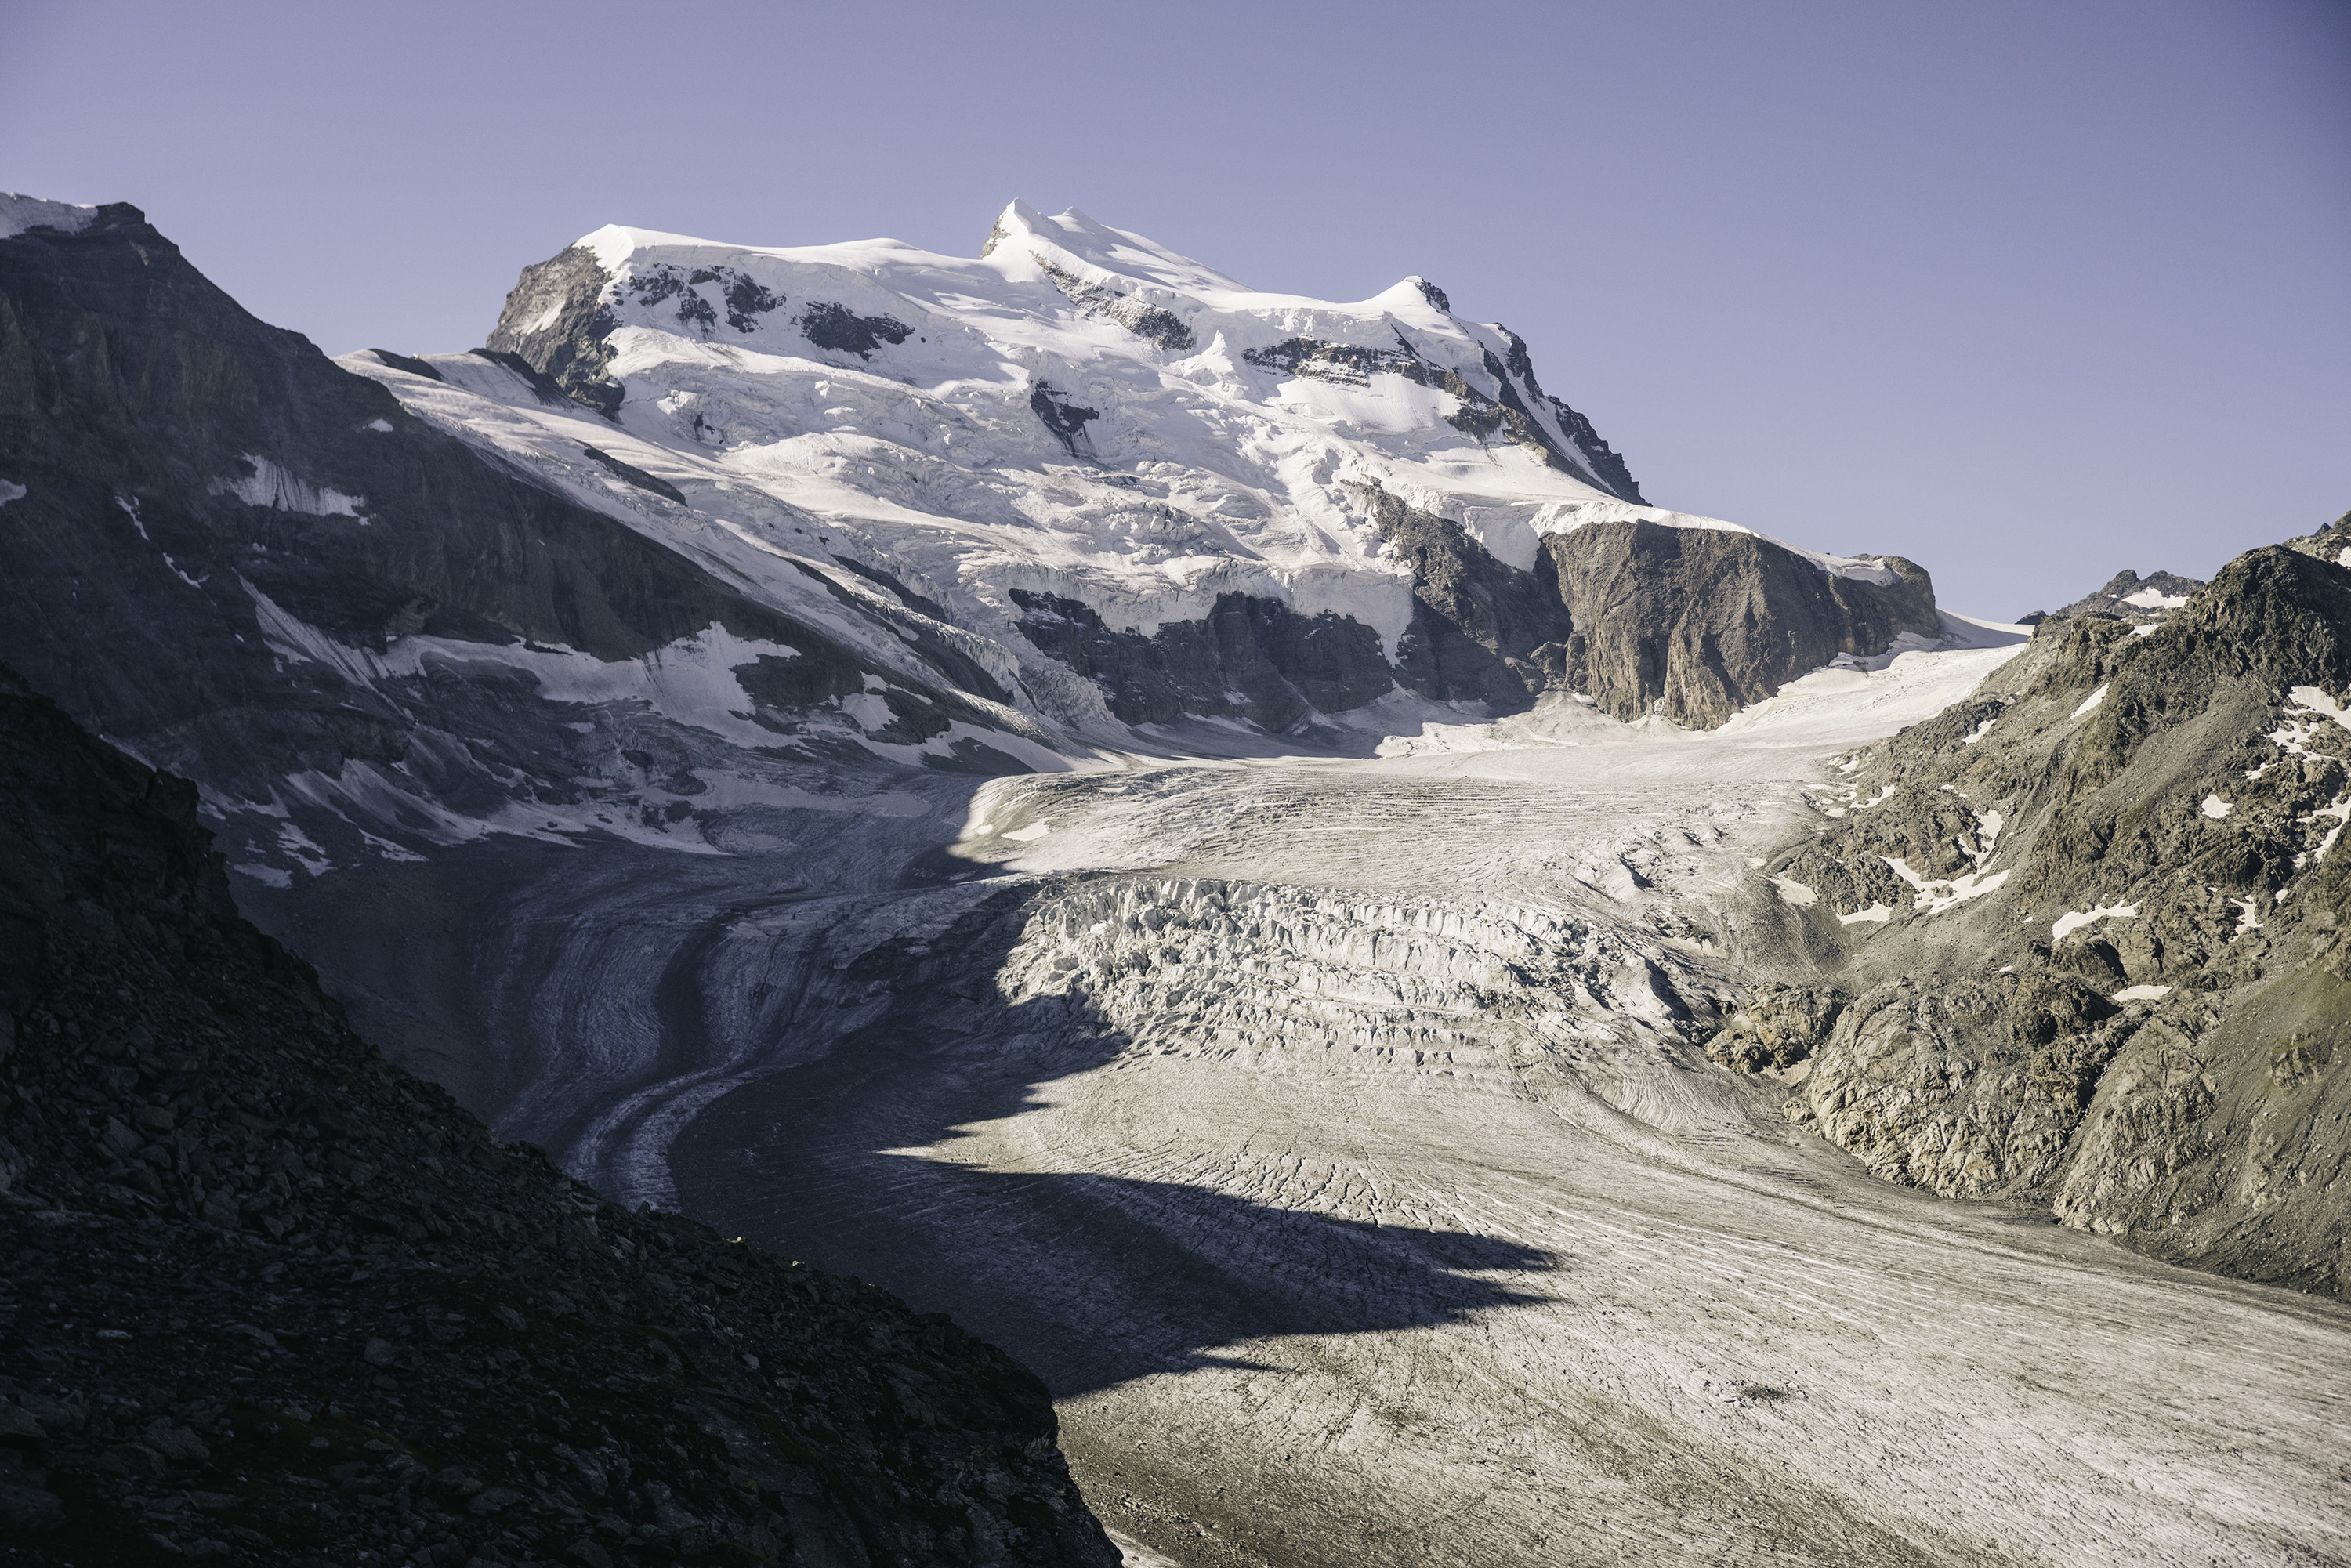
[428,637,2351,1568]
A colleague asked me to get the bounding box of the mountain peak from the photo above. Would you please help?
[980,200,1248,292]
[0,192,100,241]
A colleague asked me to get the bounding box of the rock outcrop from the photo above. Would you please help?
[1009,588,1393,731]
[0,661,1118,1566]
[2031,567,2207,628]
[1541,522,1942,727]
[1349,484,1570,710]
[1753,531,2351,1298]
[1347,487,1943,726]
[482,245,625,416]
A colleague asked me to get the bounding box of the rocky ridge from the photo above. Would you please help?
[0,661,1118,1566]
[1721,520,2351,1297]
[2027,567,2208,628]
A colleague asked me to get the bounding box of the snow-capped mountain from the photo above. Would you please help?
[372,200,1952,738]
[0,193,1966,893]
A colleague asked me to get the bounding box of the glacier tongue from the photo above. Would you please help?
[412,636,2343,1568]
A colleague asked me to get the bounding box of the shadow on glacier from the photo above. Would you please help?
[250,797,1557,1397]
[673,883,1558,1400]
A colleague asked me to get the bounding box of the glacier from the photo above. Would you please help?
[4,195,2346,1568]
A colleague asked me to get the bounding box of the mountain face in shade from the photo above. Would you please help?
[0,661,1118,1566]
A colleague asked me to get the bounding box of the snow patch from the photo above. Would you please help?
[212,455,365,519]
[1882,855,2010,917]
[0,479,24,509]
[2072,684,2109,719]
[2121,588,2189,610]
[2201,795,2233,820]
[2052,903,2137,943]
[1838,903,1893,925]
[2113,984,2172,1002]
[1768,875,1818,907]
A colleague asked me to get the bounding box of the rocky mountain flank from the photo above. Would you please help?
[0,201,1045,872]
[0,662,1118,1567]
[2026,567,2208,629]
[1716,516,2351,1298]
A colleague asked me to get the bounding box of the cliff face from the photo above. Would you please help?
[1541,521,1942,728]
[1731,538,2351,1298]
[0,662,1119,1566]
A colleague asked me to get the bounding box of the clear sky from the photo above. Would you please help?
[5,0,2345,618]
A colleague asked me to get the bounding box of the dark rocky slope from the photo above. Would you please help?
[1726,524,2351,1298]
[0,663,1118,1566]
[1008,588,1393,731]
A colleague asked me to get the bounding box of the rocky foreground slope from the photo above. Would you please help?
[0,661,1117,1566]
[1729,514,2351,1297]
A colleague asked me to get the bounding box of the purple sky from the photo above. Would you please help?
[5,0,2345,617]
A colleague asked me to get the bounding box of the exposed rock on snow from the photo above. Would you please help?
[1541,520,1942,726]
[2029,566,2207,629]
[482,242,625,415]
